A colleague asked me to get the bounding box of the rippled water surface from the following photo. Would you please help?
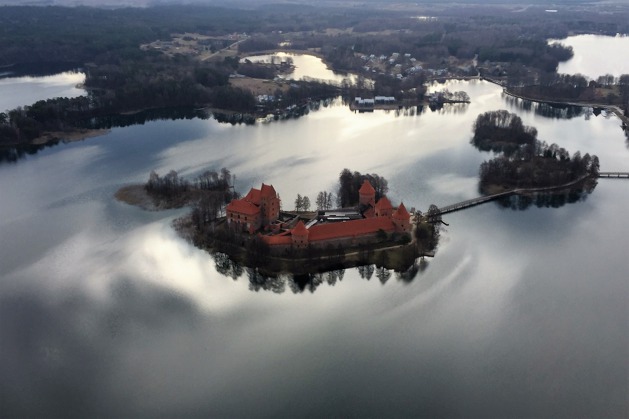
[1,56,627,417]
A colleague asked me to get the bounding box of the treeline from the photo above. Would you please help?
[337,168,389,208]
[237,63,277,80]
[479,145,600,190]
[0,97,92,144]
[283,82,340,106]
[3,4,628,144]
[473,110,599,191]
[145,168,238,221]
[0,97,211,145]
[0,5,377,67]
[512,73,629,106]
[0,54,256,144]
[146,170,191,198]
[471,110,538,155]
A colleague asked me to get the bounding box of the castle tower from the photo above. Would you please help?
[392,202,411,233]
[374,196,393,217]
[260,183,280,225]
[359,180,376,206]
[291,220,309,249]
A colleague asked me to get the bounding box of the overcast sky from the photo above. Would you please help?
[0,0,615,7]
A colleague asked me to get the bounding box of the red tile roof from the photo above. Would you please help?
[359,180,375,195]
[308,217,395,242]
[375,196,393,210]
[292,220,309,236]
[393,202,410,220]
[245,188,261,205]
[260,183,277,198]
[226,199,260,215]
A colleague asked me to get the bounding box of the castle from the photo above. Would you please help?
[226,180,411,251]
[225,183,281,234]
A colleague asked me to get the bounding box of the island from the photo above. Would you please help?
[471,110,600,195]
[116,168,440,276]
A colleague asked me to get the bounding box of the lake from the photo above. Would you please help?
[552,34,629,79]
[243,51,358,84]
[0,71,86,113]
[0,47,627,417]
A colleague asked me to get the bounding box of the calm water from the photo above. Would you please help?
[1,58,628,417]
[553,34,629,79]
[243,52,357,84]
[0,71,85,113]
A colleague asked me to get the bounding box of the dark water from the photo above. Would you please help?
[0,74,628,416]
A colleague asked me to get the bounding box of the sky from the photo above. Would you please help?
[0,0,614,7]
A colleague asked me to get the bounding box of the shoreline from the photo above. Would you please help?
[31,128,110,145]
[2,128,110,148]
[115,182,435,275]
[502,88,629,125]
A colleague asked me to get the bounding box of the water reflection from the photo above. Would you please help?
[1,98,345,164]
[212,251,430,294]
[428,101,469,114]
[0,62,82,79]
[495,181,597,211]
[0,108,209,164]
[503,94,586,119]
[83,107,207,130]
[0,140,61,163]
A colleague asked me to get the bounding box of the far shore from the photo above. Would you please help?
[2,128,110,147]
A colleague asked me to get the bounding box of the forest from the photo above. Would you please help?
[471,109,538,155]
[143,167,239,219]
[509,73,629,108]
[1,3,629,145]
[337,168,389,208]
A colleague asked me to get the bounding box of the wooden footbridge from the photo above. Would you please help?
[426,173,627,219]
[598,172,629,178]
[433,191,513,216]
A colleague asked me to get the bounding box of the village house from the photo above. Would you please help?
[229,180,412,252]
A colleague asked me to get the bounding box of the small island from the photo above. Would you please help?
[471,110,600,195]
[117,168,440,276]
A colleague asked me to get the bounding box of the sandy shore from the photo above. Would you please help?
[114,184,159,211]
[31,128,110,145]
